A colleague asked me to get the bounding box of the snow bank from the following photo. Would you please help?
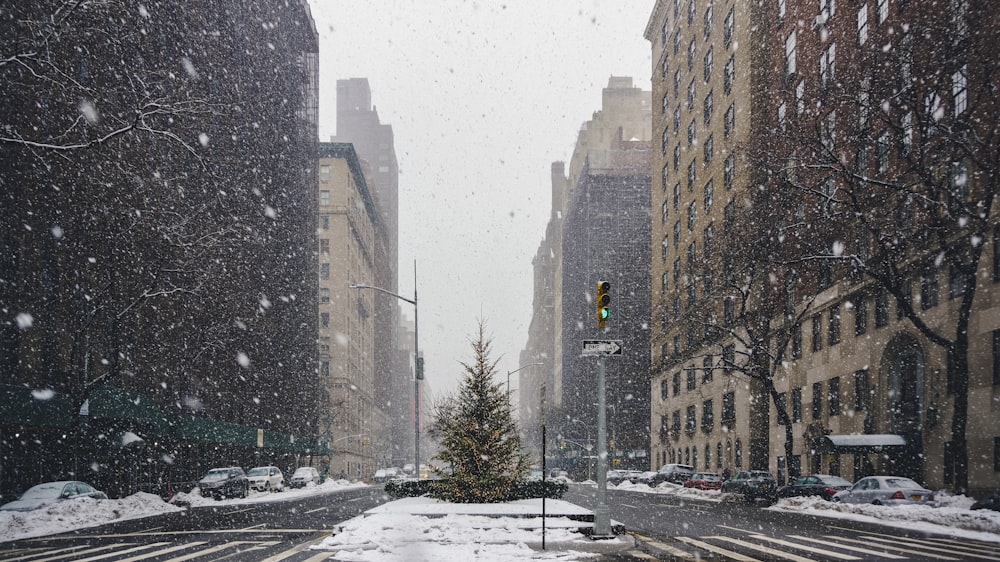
[0,492,183,542]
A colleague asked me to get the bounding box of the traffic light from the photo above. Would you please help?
[596,281,611,329]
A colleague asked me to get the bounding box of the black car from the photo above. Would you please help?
[197,467,249,500]
[777,474,852,501]
[648,463,695,486]
[721,470,778,504]
[972,491,1000,511]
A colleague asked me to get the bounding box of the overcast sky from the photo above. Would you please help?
[307,1,653,399]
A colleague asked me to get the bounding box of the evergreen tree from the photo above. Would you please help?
[431,321,529,503]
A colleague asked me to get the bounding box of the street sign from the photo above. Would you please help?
[582,340,623,356]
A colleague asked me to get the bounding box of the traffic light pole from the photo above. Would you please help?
[593,353,612,537]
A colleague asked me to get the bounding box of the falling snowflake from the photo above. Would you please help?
[237,352,250,368]
[16,313,33,329]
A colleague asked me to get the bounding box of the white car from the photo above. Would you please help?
[289,467,321,488]
[832,475,934,505]
[246,466,284,492]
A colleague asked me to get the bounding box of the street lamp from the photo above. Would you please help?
[349,261,420,478]
[506,362,544,409]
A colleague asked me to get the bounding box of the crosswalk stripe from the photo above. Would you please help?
[917,538,1000,560]
[161,541,276,562]
[642,539,697,560]
[787,534,908,559]
[0,545,90,561]
[259,534,331,562]
[711,536,817,562]
[109,542,207,562]
[859,535,960,560]
[624,550,658,560]
[872,537,1000,560]
[829,536,960,560]
[63,542,171,562]
[675,536,761,562]
[15,543,136,562]
[747,534,861,560]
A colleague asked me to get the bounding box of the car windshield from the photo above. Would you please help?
[247,468,270,476]
[201,470,232,482]
[20,483,65,500]
[819,476,852,487]
[293,468,314,478]
[885,478,922,489]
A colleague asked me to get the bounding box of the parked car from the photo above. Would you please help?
[832,476,934,505]
[721,470,778,504]
[246,466,284,492]
[288,466,321,488]
[372,469,390,483]
[777,474,852,501]
[633,471,659,486]
[384,467,403,480]
[684,472,724,490]
[607,469,643,485]
[197,467,249,500]
[649,463,695,486]
[971,491,1000,511]
[0,481,107,512]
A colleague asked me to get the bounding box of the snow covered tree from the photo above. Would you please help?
[431,321,529,503]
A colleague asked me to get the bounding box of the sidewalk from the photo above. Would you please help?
[311,496,640,561]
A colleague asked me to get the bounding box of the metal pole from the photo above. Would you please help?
[593,354,611,537]
[413,261,419,478]
[541,379,547,550]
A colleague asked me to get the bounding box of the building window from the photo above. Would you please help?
[688,0,696,23]
[661,379,669,401]
[704,46,714,82]
[688,202,697,231]
[820,43,836,90]
[854,297,868,335]
[991,330,1000,386]
[674,106,681,133]
[994,225,1000,281]
[791,322,803,358]
[778,0,786,19]
[662,54,669,79]
[674,258,681,282]
[953,65,968,117]
[875,289,889,327]
[673,371,681,396]
[724,154,734,189]
[687,281,696,308]
[320,288,330,303]
[724,7,734,47]
[688,120,696,146]
[672,410,681,432]
[812,381,823,419]
[320,215,329,230]
[704,222,714,256]
[320,312,329,328]
[704,181,714,213]
[704,4,713,37]
[688,38,697,70]
[688,79,696,110]
[662,200,669,223]
[792,388,803,422]
[704,91,714,124]
[662,92,670,115]
[674,220,681,247]
[674,69,682,98]
[796,80,805,115]
[722,344,735,374]
[785,30,797,75]
[702,355,714,383]
[812,313,823,352]
[828,377,840,416]
[319,239,329,254]
[722,391,735,423]
[735,439,743,467]
[949,264,969,300]
[662,235,669,261]
[820,0,835,18]
[724,55,734,95]
[662,127,669,154]
[674,145,681,171]
[662,272,669,293]
[320,361,330,377]
[877,0,888,24]
[687,367,697,390]
[724,103,735,137]
[778,102,787,132]
[320,262,330,280]
[829,305,841,345]
[662,164,669,191]
[704,135,714,164]
[702,399,714,429]
[857,4,869,44]
[921,267,940,309]
[319,190,331,206]
[674,30,681,55]
[319,165,330,182]
[854,369,870,411]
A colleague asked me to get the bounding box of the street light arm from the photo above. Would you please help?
[348,283,416,306]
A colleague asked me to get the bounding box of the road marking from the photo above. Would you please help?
[624,550,658,560]
[1,544,130,562]
[56,529,325,538]
[787,535,908,559]
[305,506,328,514]
[641,539,697,560]
[161,541,280,562]
[675,537,761,562]
[747,534,861,560]
[863,535,991,559]
[918,538,1000,560]
[64,542,170,562]
[222,507,255,515]
[239,524,267,530]
[345,496,364,502]
[712,536,816,562]
[259,533,332,562]
[717,524,756,534]
[111,542,207,562]
[619,503,638,508]
[827,536,960,560]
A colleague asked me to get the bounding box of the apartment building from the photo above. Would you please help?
[647,0,1000,495]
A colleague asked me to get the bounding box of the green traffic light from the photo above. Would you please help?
[600,308,610,320]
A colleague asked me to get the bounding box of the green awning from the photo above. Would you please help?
[174,415,257,447]
[0,385,74,429]
[86,385,172,435]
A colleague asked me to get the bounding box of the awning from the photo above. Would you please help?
[0,385,74,429]
[86,385,172,435]
[813,434,907,453]
[174,415,257,447]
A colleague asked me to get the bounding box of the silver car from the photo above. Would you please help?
[1,481,107,512]
[832,476,934,505]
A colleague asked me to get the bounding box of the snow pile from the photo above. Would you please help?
[170,478,366,508]
[0,492,183,542]
[313,497,630,561]
[772,495,1000,542]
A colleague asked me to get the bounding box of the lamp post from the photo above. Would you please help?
[349,261,420,478]
[506,362,544,409]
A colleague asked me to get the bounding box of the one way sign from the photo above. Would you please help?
[582,340,623,356]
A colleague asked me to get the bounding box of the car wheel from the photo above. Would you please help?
[264,482,270,492]
[872,499,883,506]
[832,496,842,502]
